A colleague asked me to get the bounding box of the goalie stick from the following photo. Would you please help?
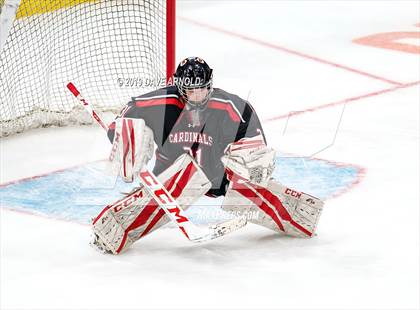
[66,82,247,243]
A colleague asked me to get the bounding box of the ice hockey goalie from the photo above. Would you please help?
[91,57,324,254]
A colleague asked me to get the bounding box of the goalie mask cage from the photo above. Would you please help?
[0,0,176,137]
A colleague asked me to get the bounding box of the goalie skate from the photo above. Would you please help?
[90,232,115,254]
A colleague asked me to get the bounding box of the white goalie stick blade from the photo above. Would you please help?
[139,169,247,242]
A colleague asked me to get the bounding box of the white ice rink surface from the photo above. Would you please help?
[1,1,419,309]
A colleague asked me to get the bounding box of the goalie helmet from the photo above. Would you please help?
[174,57,213,110]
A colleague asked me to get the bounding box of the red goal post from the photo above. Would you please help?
[0,0,176,137]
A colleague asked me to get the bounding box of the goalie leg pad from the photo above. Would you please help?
[221,178,324,238]
[92,154,212,254]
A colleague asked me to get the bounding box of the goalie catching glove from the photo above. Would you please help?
[221,134,276,187]
[221,134,324,237]
[110,118,154,182]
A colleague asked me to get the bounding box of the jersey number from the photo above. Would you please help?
[183,147,202,166]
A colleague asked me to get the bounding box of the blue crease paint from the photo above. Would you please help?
[0,157,361,225]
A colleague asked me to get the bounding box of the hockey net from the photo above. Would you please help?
[0,0,175,137]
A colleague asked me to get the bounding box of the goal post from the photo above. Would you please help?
[0,0,21,52]
[0,0,176,137]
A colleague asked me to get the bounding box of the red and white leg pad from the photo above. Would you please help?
[221,178,324,238]
[91,154,211,254]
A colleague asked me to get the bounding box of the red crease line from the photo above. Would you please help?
[264,81,420,122]
[179,16,404,86]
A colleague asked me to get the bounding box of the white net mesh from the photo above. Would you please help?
[0,0,172,137]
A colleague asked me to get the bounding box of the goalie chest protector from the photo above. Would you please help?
[108,86,265,196]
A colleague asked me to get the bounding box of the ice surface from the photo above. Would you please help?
[1,1,419,309]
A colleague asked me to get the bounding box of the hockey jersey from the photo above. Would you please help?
[108,86,265,196]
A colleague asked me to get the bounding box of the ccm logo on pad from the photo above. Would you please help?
[140,171,188,223]
[285,188,302,199]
